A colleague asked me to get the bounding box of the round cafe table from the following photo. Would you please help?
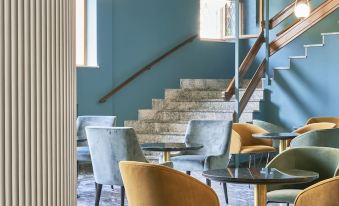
[141,143,203,162]
[253,133,297,153]
[203,168,318,206]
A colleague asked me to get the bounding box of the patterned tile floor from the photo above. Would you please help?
[77,170,288,206]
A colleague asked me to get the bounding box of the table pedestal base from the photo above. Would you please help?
[279,140,288,153]
[162,151,171,162]
[254,184,267,206]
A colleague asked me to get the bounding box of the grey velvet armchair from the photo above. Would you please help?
[86,126,172,206]
[171,120,233,204]
[76,116,116,169]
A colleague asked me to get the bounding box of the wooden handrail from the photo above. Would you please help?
[270,0,339,55]
[269,2,296,29]
[224,31,265,99]
[239,59,266,115]
[99,34,198,103]
[276,19,301,37]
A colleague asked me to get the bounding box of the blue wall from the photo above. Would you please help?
[259,2,339,129]
[77,0,339,128]
[77,0,236,125]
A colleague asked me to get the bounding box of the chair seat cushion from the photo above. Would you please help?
[171,155,206,171]
[240,145,276,154]
[267,189,302,203]
[77,146,91,162]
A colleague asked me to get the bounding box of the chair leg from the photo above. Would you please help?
[186,171,191,175]
[235,154,240,168]
[77,161,79,177]
[248,154,252,168]
[253,154,256,167]
[258,153,263,167]
[222,182,229,204]
[95,183,102,206]
[120,186,125,206]
[206,178,211,186]
[266,153,270,166]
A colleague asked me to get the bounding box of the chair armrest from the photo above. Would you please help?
[204,153,231,170]
[230,131,242,154]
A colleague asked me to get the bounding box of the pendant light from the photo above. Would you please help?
[294,0,310,18]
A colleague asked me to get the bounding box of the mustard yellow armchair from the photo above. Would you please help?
[230,123,275,167]
[294,177,339,206]
[288,122,336,145]
[119,161,219,206]
[306,117,339,128]
[294,122,336,134]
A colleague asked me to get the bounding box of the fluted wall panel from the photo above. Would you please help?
[0,0,76,205]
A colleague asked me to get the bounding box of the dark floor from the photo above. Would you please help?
[77,170,288,206]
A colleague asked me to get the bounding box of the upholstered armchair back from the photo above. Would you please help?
[306,117,339,128]
[86,127,147,186]
[294,123,336,134]
[291,128,339,148]
[267,147,339,191]
[119,161,220,206]
[184,120,232,156]
[232,123,271,146]
[77,116,116,146]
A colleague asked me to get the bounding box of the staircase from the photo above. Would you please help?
[272,32,339,76]
[124,79,263,160]
[263,32,339,127]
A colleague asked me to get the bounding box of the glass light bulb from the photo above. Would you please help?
[295,1,310,18]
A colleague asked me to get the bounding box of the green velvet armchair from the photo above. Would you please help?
[266,147,339,204]
[290,128,339,148]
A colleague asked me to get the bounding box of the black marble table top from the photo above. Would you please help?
[252,132,297,140]
[203,168,318,185]
[141,143,203,152]
[77,138,88,143]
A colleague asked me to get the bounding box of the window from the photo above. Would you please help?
[76,0,98,67]
[200,0,259,40]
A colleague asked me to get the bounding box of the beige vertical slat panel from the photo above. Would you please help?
[4,0,12,205]
[0,0,5,204]
[51,0,57,204]
[24,0,32,205]
[35,0,43,205]
[29,0,37,204]
[17,0,25,204]
[1,0,76,205]
[46,0,53,205]
[10,0,19,204]
[41,0,48,204]
[56,0,61,204]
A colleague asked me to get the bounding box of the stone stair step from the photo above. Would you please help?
[164,89,264,101]
[138,110,253,122]
[125,121,188,135]
[152,99,260,112]
[180,79,263,90]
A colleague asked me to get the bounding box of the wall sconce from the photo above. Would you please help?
[294,0,310,18]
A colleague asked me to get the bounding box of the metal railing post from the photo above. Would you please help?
[265,0,270,85]
[234,0,240,123]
